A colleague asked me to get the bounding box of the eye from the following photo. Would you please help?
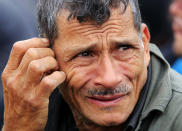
[118,44,133,51]
[70,50,94,61]
[78,51,92,57]
[72,50,94,60]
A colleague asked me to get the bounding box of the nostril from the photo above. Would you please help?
[94,73,121,89]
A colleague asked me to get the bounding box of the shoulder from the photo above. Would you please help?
[161,69,182,131]
[170,69,182,93]
[148,66,182,131]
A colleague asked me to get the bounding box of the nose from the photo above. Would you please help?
[94,55,121,89]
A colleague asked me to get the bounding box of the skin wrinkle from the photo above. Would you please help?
[71,19,131,37]
[63,22,126,40]
[83,22,125,34]
[67,18,128,28]
[65,79,96,129]
[82,27,121,37]
[106,31,110,50]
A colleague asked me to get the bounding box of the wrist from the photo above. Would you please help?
[2,124,43,131]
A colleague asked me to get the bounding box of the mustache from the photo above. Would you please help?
[87,83,132,96]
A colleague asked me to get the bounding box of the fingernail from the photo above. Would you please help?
[41,38,49,43]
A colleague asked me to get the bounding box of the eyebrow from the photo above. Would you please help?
[110,37,139,47]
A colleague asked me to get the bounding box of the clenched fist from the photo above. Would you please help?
[1,38,66,131]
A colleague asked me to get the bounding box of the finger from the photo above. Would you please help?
[1,75,9,114]
[2,73,18,115]
[18,48,54,73]
[38,71,66,98]
[25,56,59,85]
[6,38,49,70]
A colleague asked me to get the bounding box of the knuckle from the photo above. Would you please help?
[21,96,40,111]
[26,48,38,58]
[6,77,16,89]
[28,60,43,75]
[12,41,25,52]
[27,97,39,108]
[26,96,48,111]
[29,60,40,72]
[41,78,54,89]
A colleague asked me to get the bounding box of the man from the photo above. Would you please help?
[1,0,182,131]
[170,0,182,74]
[0,0,38,129]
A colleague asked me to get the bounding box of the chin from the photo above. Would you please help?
[88,112,128,127]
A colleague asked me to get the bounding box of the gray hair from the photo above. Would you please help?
[37,0,142,46]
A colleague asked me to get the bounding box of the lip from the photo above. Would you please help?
[87,94,127,107]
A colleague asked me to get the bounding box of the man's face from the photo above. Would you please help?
[170,0,182,56]
[53,5,150,127]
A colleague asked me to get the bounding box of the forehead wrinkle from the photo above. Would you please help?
[67,22,97,34]
[67,19,132,40]
[82,21,127,37]
[106,31,110,49]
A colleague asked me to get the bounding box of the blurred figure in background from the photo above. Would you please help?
[170,0,182,74]
[139,0,178,65]
[0,0,38,129]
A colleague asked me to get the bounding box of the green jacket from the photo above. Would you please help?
[136,44,182,131]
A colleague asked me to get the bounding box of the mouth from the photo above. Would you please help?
[87,94,128,107]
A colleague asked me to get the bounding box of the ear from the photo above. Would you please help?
[141,23,151,67]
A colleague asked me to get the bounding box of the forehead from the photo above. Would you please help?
[56,4,136,36]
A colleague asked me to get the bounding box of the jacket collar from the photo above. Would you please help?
[141,44,173,120]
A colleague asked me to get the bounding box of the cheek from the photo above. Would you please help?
[66,65,95,88]
[117,52,145,80]
[60,64,97,111]
[60,62,97,99]
[117,52,146,97]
